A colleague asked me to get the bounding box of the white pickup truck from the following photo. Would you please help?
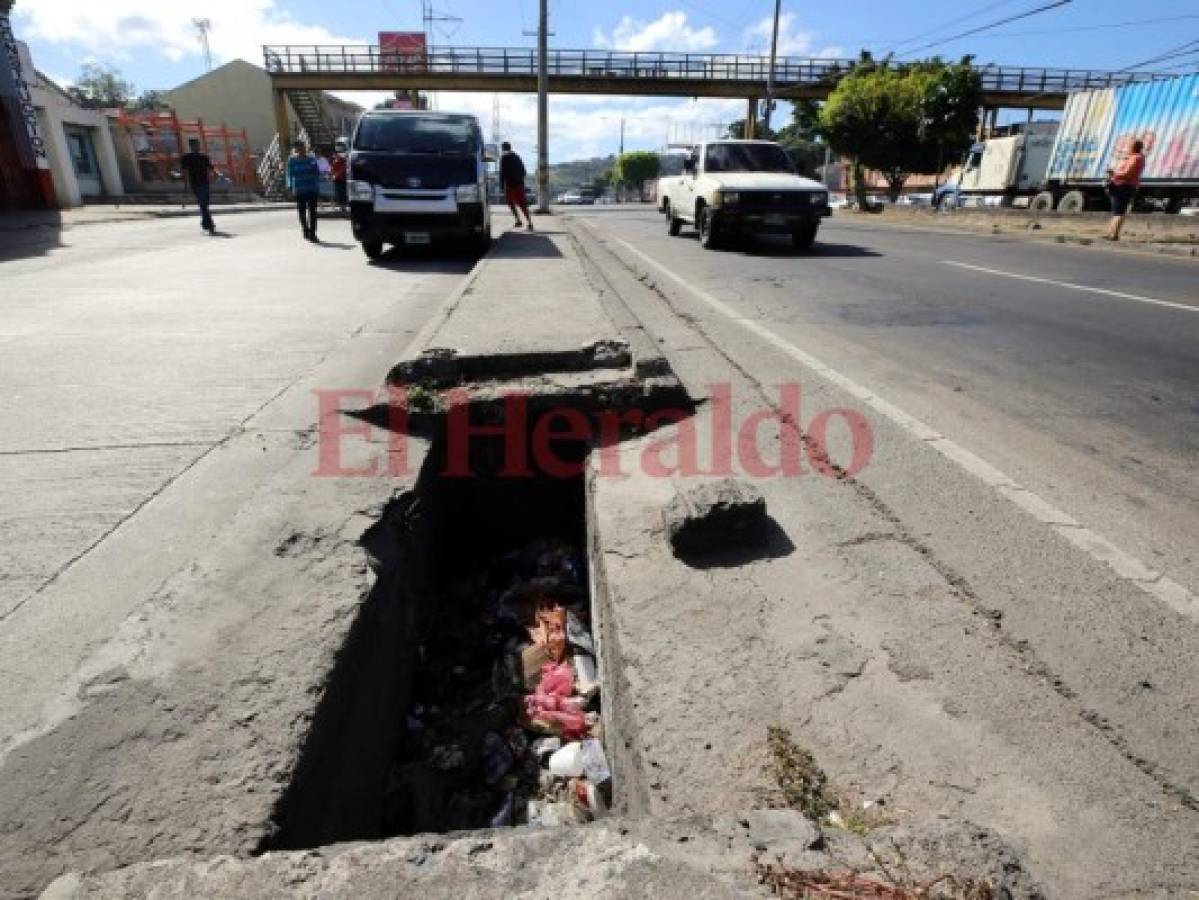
[657,140,830,250]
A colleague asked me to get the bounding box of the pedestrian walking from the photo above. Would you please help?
[331,138,348,213]
[499,141,534,230]
[287,140,321,241]
[1104,138,1146,242]
[179,138,216,234]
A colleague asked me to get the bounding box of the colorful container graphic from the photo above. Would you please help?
[1048,74,1199,183]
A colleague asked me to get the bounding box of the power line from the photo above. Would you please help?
[898,0,1073,57]
[674,0,745,29]
[1120,37,1199,72]
[884,0,1024,55]
[953,13,1199,40]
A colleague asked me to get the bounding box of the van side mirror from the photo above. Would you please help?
[483,142,498,162]
[683,158,695,174]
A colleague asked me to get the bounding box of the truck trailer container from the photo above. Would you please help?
[947,73,1199,213]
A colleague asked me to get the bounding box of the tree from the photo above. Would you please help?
[591,170,612,197]
[724,119,775,141]
[614,151,660,202]
[818,54,980,205]
[68,63,134,108]
[128,90,168,112]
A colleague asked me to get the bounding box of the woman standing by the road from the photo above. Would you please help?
[1105,139,1146,242]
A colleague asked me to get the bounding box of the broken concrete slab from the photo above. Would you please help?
[662,478,768,556]
[40,813,1044,899]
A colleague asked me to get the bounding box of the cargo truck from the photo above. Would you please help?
[943,72,1199,213]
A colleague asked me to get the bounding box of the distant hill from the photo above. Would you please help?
[546,150,685,194]
[548,155,615,194]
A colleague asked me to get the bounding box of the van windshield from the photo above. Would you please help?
[354,115,480,155]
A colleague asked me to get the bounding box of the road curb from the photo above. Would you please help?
[840,212,1199,262]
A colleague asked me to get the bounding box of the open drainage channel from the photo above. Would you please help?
[262,396,647,851]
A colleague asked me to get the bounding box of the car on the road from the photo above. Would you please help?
[560,191,583,205]
[347,109,495,259]
[657,140,831,250]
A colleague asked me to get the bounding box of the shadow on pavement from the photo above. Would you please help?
[313,239,355,249]
[0,209,64,262]
[674,515,796,569]
[368,241,481,274]
[678,232,882,258]
[498,230,564,258]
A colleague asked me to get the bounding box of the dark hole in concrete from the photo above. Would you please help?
[262,406,611,851]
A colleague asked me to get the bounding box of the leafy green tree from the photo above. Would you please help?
[724,119,775,141]
[614,150,660,202]
[819,55,980,205]
[68,63,134,108]
[128,90,168,112]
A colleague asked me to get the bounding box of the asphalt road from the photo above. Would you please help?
[571,207,1199,597]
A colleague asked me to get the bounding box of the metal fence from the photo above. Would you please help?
[263,45,1166,95]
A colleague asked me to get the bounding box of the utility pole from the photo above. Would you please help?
[619,118,625,156]
[192,18,213,72]
[763,0,781,133]
[536,0,549,213]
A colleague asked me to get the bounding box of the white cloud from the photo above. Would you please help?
[594,12,718,53]
[14,0,365,72]
[743,13,842,58]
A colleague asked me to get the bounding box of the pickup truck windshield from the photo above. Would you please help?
[704,143,794,174]
[355,115,480,155]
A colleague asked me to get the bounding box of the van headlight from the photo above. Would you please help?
[349,180,373,201]
[456,183,482,203]
[719,191,739,206]
[810,192,828,205]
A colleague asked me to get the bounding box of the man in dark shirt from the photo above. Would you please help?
[179,139,216,233]
[498,142,533,230]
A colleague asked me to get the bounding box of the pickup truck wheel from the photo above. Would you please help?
[792,223,819,252]
[362,240,384,260]
[664,201,682,236]
[698,207,721,249]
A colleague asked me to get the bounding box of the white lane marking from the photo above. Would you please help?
[943,260,1199,313]
[598,226,1198,623]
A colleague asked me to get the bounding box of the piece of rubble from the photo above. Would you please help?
[662,478,767,555]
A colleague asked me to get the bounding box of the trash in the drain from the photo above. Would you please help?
[384,537,611,834]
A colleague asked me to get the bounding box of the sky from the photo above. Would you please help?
[12,0,1199,162]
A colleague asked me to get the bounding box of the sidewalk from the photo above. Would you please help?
[0,202,292,232]
[394,224,627,381]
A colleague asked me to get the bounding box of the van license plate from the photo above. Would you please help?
[764,214,789,226]
[404,232,431,245]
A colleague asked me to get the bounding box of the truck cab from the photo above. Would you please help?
[348,110,495,259]
[657,140,830,250]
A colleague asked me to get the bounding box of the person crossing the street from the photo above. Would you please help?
[179,139,217,234]
[287,140,321,241]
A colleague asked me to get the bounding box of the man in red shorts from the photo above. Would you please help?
[499,141,534,230]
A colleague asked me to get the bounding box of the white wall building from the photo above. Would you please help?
[20,41,123,207]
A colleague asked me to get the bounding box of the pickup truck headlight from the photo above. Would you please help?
[456,183,482,202]
[720,191,740,206]
[349,180,373,201]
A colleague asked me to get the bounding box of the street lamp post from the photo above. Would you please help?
[763,0,782,133]
[536,0,550,213]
